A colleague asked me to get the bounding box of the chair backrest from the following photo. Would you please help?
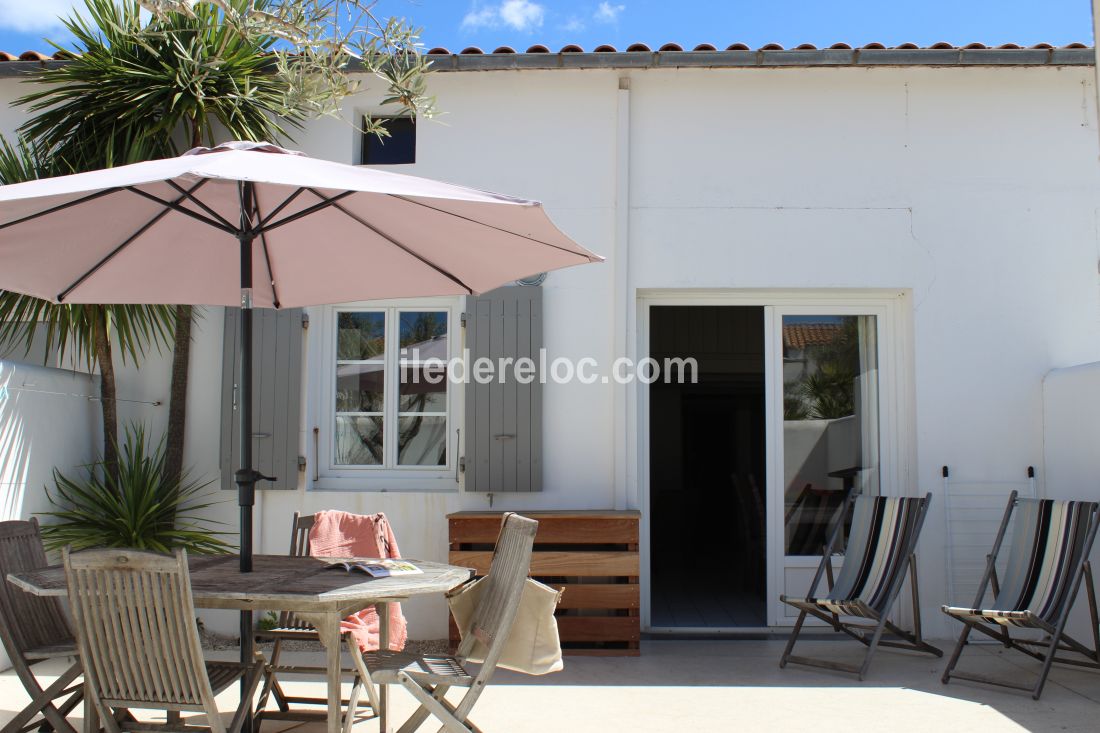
[828,494,930,612]
[464,513,537,659]
[994,498,1100,622]
[288,511,315,557]
[63,548,217,714]
[0,519,72,657]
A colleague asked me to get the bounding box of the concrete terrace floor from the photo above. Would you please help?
[2,639,1100,732]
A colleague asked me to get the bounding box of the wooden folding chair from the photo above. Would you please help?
[779,493,942,679]
[365,512,538,733]
[253,512,379,731]
[62,548,263,733]
[942,493,1100,699]
[0,519,83,733]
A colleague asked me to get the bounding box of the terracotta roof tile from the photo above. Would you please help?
[1,42,1095,67]
[783,323,844,350]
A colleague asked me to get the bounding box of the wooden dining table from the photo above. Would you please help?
[8,553,473,733]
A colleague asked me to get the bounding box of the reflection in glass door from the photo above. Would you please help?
[782,315,880,558]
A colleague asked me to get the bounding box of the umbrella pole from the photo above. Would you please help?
[235,182,257,728]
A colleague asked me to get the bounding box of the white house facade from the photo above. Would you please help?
[4,43,1100,644]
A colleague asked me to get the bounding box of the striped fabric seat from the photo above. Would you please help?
[778,492,941,679]
[943,499,1098,630]
[794,496,926,619]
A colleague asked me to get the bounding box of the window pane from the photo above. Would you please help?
[362,117,416,165]
[334,416,383,465]
[399,311,448,358]
[782,315,880,556]
[397,416,447,466]
[399,364,447,412]
[337,312,385,360]
[336,364,384,412]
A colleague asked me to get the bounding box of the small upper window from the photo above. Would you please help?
[361,116,416,165]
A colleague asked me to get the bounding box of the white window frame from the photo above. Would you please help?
[313,297,463,491]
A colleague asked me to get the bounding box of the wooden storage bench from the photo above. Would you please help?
[448,510,641,656]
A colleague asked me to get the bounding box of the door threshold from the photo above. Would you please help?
[644,626,786,639]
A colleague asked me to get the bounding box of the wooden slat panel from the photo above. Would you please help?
[449,514,639,544]
[488,294,503,492]
[220,308,303,491]
[555,616,639,642]
[462,287,542,492]
[449,551,638,577]
[553,584,639,610]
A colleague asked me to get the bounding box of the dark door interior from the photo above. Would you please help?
[649,306,767,628]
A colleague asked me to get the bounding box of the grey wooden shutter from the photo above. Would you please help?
[463,286,543,492]
[220,307,304,491]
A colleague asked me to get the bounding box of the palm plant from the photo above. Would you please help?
[0,137,175,474]
[7,0,434,490]
[39,424,231,554]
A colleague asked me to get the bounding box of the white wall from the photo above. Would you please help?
[5,63,1100,640]
[0,361,99,669]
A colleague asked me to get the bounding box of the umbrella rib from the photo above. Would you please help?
[165,179,236,230]
[388,194,598,261]
[258,187,306,228]
[56,181,208,303]
[306,188,474,294]
[250,185,281,309]
[254,190,356,235]
[0,187,124,232]
[124,186,239,235]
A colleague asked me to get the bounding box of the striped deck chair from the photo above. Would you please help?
[941,493,1100,699]
[779,493,942,679]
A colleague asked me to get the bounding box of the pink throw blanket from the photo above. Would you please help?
[308,510,408,652]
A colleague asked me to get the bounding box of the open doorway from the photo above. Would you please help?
[649,306,767,628]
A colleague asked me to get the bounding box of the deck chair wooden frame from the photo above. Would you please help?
[365,512,538,733]
[0,519,83,733]
[63,548,263,733]
[941,492,1100,699]
[779,493,942,679]
[253,512,379,732]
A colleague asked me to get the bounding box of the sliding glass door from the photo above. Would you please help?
[769,305,896,626]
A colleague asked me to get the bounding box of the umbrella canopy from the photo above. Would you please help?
[0,141,601,682]
[0,141,600,307]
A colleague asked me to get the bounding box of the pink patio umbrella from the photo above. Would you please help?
[0,140,601,672]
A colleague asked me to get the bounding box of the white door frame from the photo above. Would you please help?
[635,289,914,633]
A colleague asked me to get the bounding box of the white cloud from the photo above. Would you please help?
[0,0,80,32]
[562,16,585,32]
[462,0,544,32]
[594,1,625,23]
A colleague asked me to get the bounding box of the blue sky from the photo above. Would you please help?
[0,1,1093,55]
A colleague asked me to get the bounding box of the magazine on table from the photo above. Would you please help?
[327,558,423,578]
